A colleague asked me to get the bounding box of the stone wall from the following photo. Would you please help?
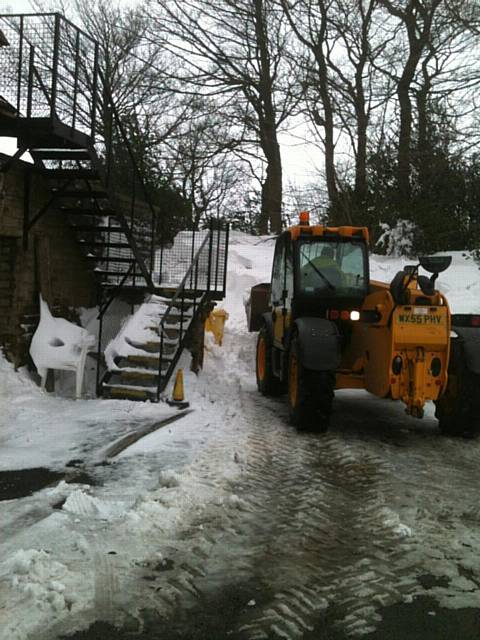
[0,154,96,365]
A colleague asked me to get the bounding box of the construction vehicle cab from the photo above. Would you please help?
[250,212,480,436]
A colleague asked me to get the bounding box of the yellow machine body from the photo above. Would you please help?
[337,278,451,417]
[255,220,452,419]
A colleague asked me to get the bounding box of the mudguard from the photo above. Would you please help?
[260,312,274,341]
[293,318,342,371]
[451,326,480,374]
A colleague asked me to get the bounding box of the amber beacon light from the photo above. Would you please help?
[299,210,310,225]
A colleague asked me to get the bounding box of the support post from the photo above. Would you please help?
[71,30,80,132]
[91,42,99,142]
[23,168,31,251]
[222,223,229,297]
[50,13,61,124]
[16,16,24,116]
[26,46,34,119]
[206,219,213,292]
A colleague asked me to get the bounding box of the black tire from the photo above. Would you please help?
[287,335,334,432]
[256,325,285,397]
[435,341,480,438]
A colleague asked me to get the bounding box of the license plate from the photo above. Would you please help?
[398,312,443,325]
[413,306,428,315]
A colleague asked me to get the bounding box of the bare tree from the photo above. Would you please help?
[377,0,443,202]
[280,0,390,224]
[150,0,302,233]
[33,0,189,147]
[160,100,250,229]
[281,0,338,211]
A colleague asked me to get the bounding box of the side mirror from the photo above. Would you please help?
[419,255,451,292]
[419,256,452,274]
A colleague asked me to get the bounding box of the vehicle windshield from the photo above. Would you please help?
[298,238,368,297]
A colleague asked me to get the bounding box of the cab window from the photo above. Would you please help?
[298,238,367,297]
[271,237,286,304]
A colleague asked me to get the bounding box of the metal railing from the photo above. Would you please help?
[1,13,231,400]
[0,13,155,286]
[0,13,99,137]
[155,220,230,399]
[95,219,229,397]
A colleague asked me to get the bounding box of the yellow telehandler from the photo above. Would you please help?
[248,211,480,436]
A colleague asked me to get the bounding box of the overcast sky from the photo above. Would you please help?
[0,0,323,187]
[0,0,35,13]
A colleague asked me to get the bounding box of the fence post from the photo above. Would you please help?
[16,16,24,117]
[96,306,104,396]
[157,327,164,402]
[222,223,230,297]
[214,221,221,292]
[22,167,31,250]
[206,219,213,292]
[50,13,61,123]
[71,30,80,132]
[91,42,99,142]
[150,208,155,284]
[189,227,196,289]
[26,46,34,119]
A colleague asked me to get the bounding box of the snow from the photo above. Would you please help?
[1,231,480,639]
[29,297,96,398]
[103,295,173,371]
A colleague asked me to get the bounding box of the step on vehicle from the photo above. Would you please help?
[248,211,480,436]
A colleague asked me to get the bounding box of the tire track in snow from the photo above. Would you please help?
[141,376,420,639]
[215,392,419,638]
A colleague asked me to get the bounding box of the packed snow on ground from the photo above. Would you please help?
[0,232,480,639]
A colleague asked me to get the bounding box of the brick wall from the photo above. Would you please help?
[0,155,96,365]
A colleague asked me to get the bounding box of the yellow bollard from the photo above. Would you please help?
[205,308,229,346]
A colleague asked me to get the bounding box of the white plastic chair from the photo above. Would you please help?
[29,296,96,399]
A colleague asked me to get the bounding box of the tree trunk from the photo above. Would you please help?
[315,1,338,208]
[397,76,414,202]
[260,140,283,233]
[254,0,283,234]
[355,111,368,206]
[380,0,440,206]
[415,60,432,193]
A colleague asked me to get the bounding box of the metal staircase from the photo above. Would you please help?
[0,13,229,400]
[0,13,155,290]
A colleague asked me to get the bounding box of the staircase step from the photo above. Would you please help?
[79,241,132,249]
[152,298,194,310]
[125,338,177,353]
[31,149,91,160]
[60,208,115,216]
[94,272,147,280]
[124,354,173,368]
[45,169,99,179]
[71,225,125,233]
[93,270,148,279]
[86,255,135,264]
[115,369,159,383]
[56,189,108,198]
[102,384,156,401]
[147,325,181,336]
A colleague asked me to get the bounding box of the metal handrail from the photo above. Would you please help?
[160,232,211,318]
[156,229,213,399]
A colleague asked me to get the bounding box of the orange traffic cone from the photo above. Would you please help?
[168,369,189,408]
